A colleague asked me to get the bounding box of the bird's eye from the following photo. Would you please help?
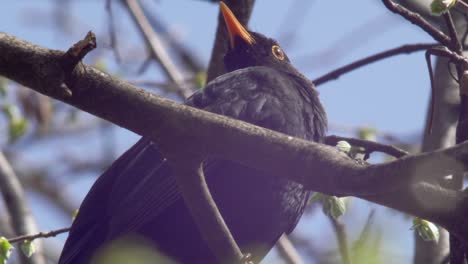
[271,45,285,60]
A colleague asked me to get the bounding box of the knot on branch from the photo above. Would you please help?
[59,31,97,97]
[61,31,96,72]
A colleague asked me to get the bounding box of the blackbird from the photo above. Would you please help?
[59,2,327,263]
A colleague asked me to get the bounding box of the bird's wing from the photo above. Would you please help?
[59,137,175,263]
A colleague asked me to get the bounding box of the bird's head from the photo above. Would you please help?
[220,2,295,74]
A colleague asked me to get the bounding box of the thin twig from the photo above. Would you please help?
[354,210,376,250]
[140,2,204,73]
[329,217,351,264]
[457,0,468,9]
[313,43,437,86]
[444,12,463,54]
[276,234,303,264]
[425,49,437,134]
[381,0,451,47]
[8,227,71,244]
[123,0,192,99]
[105,0,121,63]
[324,135,409,158]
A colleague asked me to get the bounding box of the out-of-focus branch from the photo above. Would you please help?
[0,152,45,264]
[206,0,255,82]
[416,53,454,263]
[122,0,192,99]
[329,217,351,264]
[276,234,303,264]
[105,0,121,63]
[140,2,204,73]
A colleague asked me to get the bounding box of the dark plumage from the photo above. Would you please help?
[59,2,327,263]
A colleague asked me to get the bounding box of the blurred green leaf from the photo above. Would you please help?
[20,240,35,258]
[309,192,324,204]
[8,118,28,143]
[72,209,79,222]
[412,218,440,242]
[91,236,174,264]
[322,196,346,219]
[358,127,377,141]
[336,140,351,154]
[2,104,28,142]
[0,78,7,97]
[194,71,207,89]
[2,104,17,120]
[430,0,457,16]
[94,59,108,72]
[0,237,13,264]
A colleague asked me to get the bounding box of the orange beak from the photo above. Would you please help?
[219,1,255,48]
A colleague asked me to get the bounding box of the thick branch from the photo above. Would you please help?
[1,32,468,240]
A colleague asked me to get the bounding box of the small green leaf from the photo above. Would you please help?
[309,193,324,204]
[2,104,17,121]
[3,104,28,142]
[0,237,13,264]
[20,240,35,258]
[94,59,108,72]
[412,218,440,242]
[358,127,377,142]
[430,0,457,16]
[336,140,351,154]
[194,71,207,89]
[0,78,7,97]
[8,118,28,142]
[322,196,346,220]
[72,209,79,222]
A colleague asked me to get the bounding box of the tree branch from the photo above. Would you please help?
[166,155,245,263]
[1,32,468,241]
[324,135,409,158]
[122,0,192,99]
[329,217,351,264]
[8,227,71,244]
[0,152,45,264]
[276,234,303,264]
[206,0,255,82]
[313,43,437,86]
[381,0,451,47]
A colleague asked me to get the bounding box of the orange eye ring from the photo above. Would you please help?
[271,45,285,60]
